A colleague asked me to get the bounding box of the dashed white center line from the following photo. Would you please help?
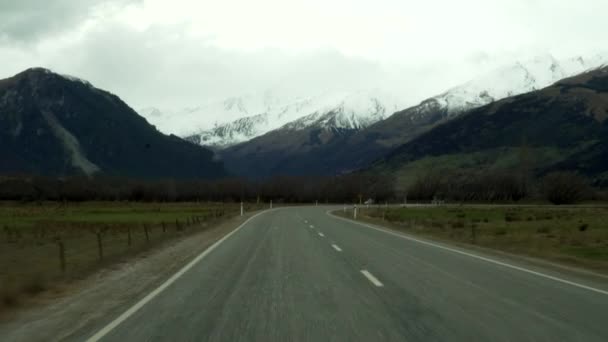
[361,270,384,287]
[318,232,325,237]
[331,244,342,252]
[309,225,314,229]
[304,220,308,223]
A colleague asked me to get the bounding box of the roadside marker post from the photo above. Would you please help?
[354,205,358,220]
[240,202,244,216]
[270,200,273,209]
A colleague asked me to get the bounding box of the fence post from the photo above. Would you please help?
[144,224,150,243]
[471,224,477,244]
[4,225,10,243]
[57,237,66,274]
[354,205,358,220]
[96,232,103,261]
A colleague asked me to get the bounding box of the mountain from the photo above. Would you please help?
[142,89,407,148]
[0,68,226,179]
[374,66,608,187]
[220,54,607,179]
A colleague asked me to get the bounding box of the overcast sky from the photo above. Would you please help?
[1,0,606,109]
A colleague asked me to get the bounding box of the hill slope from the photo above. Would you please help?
[221,55,606,179]
[0,68,226,179]
[376,67,608,186]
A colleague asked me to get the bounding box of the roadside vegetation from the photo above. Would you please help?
[345,205,608,273]
[0,201,262,313]
[1,168,606,312]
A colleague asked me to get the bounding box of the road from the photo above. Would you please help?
[85,206,608,341]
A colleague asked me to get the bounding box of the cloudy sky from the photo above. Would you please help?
[1,0,606,110]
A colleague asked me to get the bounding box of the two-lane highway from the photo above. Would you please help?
[84,206,608,341]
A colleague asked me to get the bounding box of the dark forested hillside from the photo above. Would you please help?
[0,68,226,179]
[376,67,608,185]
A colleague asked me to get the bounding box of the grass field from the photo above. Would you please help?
[0,201,262,312]
[350,205,608,272]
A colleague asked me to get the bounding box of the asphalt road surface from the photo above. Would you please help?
[84,206,608,342]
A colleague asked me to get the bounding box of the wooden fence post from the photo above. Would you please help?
[96,232,103,260]
[471,224,477,244]
[57,237,66,274]
[144,224,150,243]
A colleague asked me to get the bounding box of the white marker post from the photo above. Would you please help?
[343,204,346,213]
[270,200,273,209]
[315,200,318,206]
[240,202,244,216]
[354,205,358,220]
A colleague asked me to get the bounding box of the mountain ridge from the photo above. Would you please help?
[218,54,607,179]
[0,67,226,179]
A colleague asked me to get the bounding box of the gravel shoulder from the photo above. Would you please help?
[0,211,263,342]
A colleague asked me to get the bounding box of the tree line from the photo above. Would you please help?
[0,168,602,205]
[0,174,393,204]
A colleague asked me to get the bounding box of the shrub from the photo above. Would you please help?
[541,172,588,205]
[494,228,507,236]
[536,226,551,234]
[451,221,465,229]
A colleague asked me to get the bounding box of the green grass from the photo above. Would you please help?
[390,147,566,192]
[355,205,608,270]
[0,201,259,312]
[0,201,249,228]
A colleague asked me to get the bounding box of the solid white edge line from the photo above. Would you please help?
[328,210,608,296]
[332,244,342,252]
[318,232,325,237]
[86,209,275,342]
[361,269,384,287]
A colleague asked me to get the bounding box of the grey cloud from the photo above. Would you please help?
[43,23,402,109]
[0,0,139,43]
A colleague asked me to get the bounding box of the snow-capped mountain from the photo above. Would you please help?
[182,89,406,148]
[432,54,607,116]
[140,53,607,149]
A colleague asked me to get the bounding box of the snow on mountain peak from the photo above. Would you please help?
[139,52,608,149]
[433,53,607,116]
[181,89,406,148]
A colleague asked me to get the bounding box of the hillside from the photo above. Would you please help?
[0,68,226,179]
[376,67,608,186]
[221,55,606,179]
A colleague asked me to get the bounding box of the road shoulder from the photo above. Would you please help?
[327,209,608,292]
[0,211,264,342]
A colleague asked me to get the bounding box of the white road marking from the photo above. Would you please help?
[85,209,275,342]
[318,232,325,237]
[361,270,384,287]
[329,211,608,296]
[332,244,342,252]
[305,220,308,223]
[309,225,314,229]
